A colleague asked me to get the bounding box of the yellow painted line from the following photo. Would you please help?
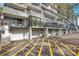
[38,38,45,56]
[25,39,40,56]
[12,40,34,56]
[2,43,21,50]
[77,52,79,56]
[61,42,76,56]
[76,48,79,56]
[0,47,1,51]
[77,48,79,50]
[0,42,24,56]
[48,39,53,56]
[55,42,65,56]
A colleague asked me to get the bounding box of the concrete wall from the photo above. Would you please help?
[10,29,29,41]
[48,29,54,36]
[10,28,44,41]
[1,25,71,42]
[32,30,43,38]
[1,26,11,43]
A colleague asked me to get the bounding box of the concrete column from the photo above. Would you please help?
[59,29,62,35]
[44,27,49,38]
[66,29,68,34]
[24,8,27,27]
[52,29,55,36]
[70,30,71,33]
[29,27,32,40]
[24,19,27,27]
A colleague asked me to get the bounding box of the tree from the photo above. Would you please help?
[0,3,4,26]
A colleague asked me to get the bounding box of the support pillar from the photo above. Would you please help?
[44,27,49,38]
[70,30,72,34]
[59,29,62,35]
[52,29,55,36]
[66,29,68,34]
[29,27,32,40]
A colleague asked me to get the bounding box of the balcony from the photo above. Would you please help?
[5,3,26,11]
[31,3,40,7]
[44,17,58,23]
[44,18,57,27]
[42,4,57,15]
[13,3,26,8]
[3,6,27,18]
[44,10,56,18]
[27,3,41,11]
[27,16,44,27]
[29,11,43,18]
[4,19,25,28]
[44,17,66,28]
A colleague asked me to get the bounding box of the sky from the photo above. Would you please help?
[72,4,79,25]
[73,4,79,16]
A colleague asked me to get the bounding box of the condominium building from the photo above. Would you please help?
[0,3,77,43]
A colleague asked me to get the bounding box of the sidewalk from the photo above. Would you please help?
[0,42,9,51]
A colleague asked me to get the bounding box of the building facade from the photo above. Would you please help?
[0,3,78,43]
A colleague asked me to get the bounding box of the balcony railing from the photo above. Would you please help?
[44,10,56,18]
[14,3,26,7]
[4,19,25,28]
[31,3,40,7]
[44,18,55,27]
[30,11,43,18]
[27,3,41,11]
[3,6,27,17]
[27,16,44,27]
[44,17,66,28]
[42,4,57,15]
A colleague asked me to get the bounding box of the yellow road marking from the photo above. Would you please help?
[77,52,79,56]
[77,48,79,56]
[25,39,40,56]
[48,39,53,56]
[0,42,24,56]
[2,43,21,50]
[38,38,45,56]
[55,42,65,56]
[12,40,34,56]
[61,42,76,56]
